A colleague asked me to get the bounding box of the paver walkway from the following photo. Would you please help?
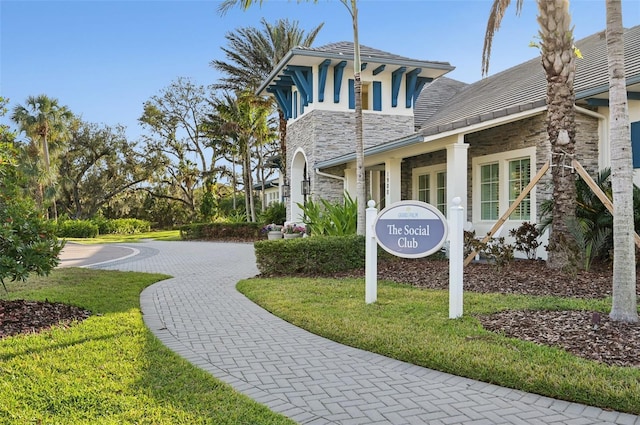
[78,240,639,425]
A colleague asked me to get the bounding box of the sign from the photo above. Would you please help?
[373,200,448,258]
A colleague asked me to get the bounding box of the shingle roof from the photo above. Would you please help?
[417,25,640,137]
[296,41,452,68]
[414,77,468,129]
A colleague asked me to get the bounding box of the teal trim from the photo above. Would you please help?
[284,65,313,105]
[413,76,433,107]
[373,81,382,111]
[318,59,331,103]
[373,64,386,75]
[267,87,292,119]
[632,121,640,168]
[293,91,298,119]
[405,68,422,108]
[348,79,355,109]
[361,63,368,71]
[629,92,640,100]
[334,61,347,103]
[255,46,454,97]
[391,67,406,107]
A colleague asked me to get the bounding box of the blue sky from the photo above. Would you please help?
[2,0,639,141]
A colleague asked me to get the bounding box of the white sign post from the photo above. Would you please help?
[448,197,464,319]
[366,198,465,318]
[365,200,378,304]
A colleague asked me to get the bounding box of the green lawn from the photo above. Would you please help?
[237,277,640,415]
[0,269,294,425]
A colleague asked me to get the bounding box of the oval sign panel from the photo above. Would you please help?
[373,200,448,259]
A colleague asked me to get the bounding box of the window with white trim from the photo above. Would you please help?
[473,147,536,223]
[412,165,447,216]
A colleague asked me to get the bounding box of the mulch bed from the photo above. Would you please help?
[0,299,91,339]
[2,258,638,368]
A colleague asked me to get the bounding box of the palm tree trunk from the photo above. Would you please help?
[278,109,287,180]
[351,0,366,236]
[537,0,577,270]
[606,0,638,323]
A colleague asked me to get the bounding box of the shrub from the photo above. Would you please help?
[254,235,365,276]
[57,219,99,238]
[259,202,286,226]
[102,218,151,234]
[180,222,261,241]
[509,222,542,260]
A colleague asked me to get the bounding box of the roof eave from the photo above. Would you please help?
[256,47,455,97]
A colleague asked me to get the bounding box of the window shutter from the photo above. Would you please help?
[348,79,355,110]
[373,81,382,111]
[632,121,640,168]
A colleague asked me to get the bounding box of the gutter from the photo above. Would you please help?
[315,169,345,182]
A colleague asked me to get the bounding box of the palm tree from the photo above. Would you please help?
[207,91,273,222]
[211,17,324,180]
[217,0,367,235]
[11,95,73,219]
[606,0,637,323]
[483,0,578,270]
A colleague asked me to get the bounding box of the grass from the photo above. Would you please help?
[65,229,181,244]
[0,269,295,425]
[237,277,640,415]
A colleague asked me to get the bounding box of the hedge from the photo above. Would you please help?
[57,220,99,238]
[254,235,365,276]
[180,222,262,241]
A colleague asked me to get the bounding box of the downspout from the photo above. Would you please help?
[315,168,346,182]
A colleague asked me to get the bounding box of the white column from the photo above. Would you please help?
[446,138,469,212]
[370,170,381,205]
[449,197,464,318]
[365,200,378,304]
[385,158,402,205]
[344,167,357,199]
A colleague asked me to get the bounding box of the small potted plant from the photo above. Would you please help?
[262,223,283,240]
[282,223,305,239]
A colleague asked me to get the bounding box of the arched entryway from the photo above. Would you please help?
[289,149,309,222]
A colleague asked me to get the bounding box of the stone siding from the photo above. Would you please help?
[399,112,599,222]
[286,110,414,205]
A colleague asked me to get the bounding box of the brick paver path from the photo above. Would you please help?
[87,240,640,425]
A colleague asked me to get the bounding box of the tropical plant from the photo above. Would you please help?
[540,168,640,268]
[259,201,286,225]
[299,192,357,236]
[606,0,637,322]
[11,94,73,219]
[212,15,324,180]
[483,0,578,270]
[206,91,275,222]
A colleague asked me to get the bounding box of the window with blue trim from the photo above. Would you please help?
[632,121,640,168]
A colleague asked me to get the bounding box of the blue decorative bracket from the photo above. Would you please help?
[267,86,292,119]
[284,65,313,106]
[391,67,406,107]
[405,69,422,108]
[334,61,347,103]
[372,64,386,76]
[413,76,433,107]
[318,59,331,103]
